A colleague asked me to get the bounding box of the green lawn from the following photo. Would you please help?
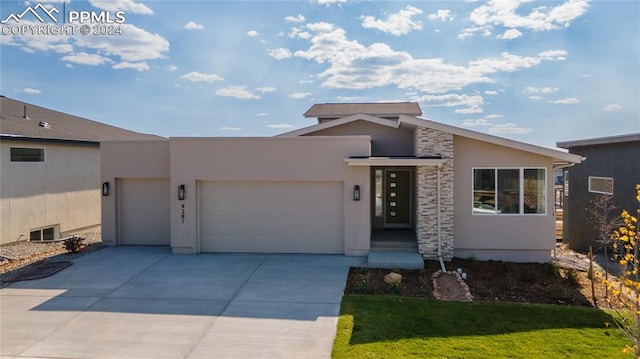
[333,295,632,359]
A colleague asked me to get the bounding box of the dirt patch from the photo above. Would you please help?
[345,255,624,309]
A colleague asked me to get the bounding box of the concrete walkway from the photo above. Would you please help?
[0,247,364,359]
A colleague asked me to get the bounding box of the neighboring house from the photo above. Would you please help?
[101,102,582,263]
[557,133,640,252]
[0,95,162,245]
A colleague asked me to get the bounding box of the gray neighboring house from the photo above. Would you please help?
[0,95,162,245]
[557,133,640,252]
[101,102,583,263]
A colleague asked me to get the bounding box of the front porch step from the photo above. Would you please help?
[370,240,418,253]
[367,251,424,270]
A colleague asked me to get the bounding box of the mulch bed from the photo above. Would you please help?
[2,261,73,283]
[345,257,621,308]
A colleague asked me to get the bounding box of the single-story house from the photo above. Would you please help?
[0,95,162,245]
[557,133,640,252]
[101,102,582,263]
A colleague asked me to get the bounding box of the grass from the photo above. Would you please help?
[332,295,633,359]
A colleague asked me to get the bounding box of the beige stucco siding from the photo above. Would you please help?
[169,136,371,255]
[100,140,170,245]
[1,140,100,244]
[453,135,555,262]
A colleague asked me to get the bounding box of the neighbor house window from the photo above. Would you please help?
[473,168,546,215]
[29,226,57,241]
[588,176,614,195]
[11,147,44,162]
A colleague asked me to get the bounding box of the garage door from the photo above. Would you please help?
[118,179,170,245]
[199,181,344,254]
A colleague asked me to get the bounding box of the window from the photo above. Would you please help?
[374,169,383,217]
[11,147,44,162]
[473,168,546,215]
[29,226,57,241]
[588,176,614,195]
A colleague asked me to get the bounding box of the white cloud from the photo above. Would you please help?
[524,86,559,94]
[168,65,178,72]
[294,25,568,94]
[267,124,294,129]
[548,97,579,104]
[88,0,153,15]
[89,0,153,15]
[462,119,491,127]
[316,0,347,6]
[257,87,277,93]
[216,86,261,100]
[484,90,498,95]
[112,61,149,71]
[288,27,312,39]
[529,96,543,100]
[497,28,523,40]
[256,112,269,117]
[65,63,74,68]
[185,21,204,30]
[485,114,503,119]
[219,126,242,131]
[180,71,223,83]
[336,96,362,102]
[289,92,311,99]
[61,52,112,65]
[247,30,259,37]
[428,9,453,22]
[74,24,169,62]
[268,48,292,60]
[306,22,334,32]
[361,5,423,36]
[457,25,492,40]
[23,87,41,94]
[462,0,589,39]
[489,123,532,135]
[418,93,484,113]
[603,103,622,111]
[285,14,305,23]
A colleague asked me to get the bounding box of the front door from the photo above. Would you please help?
[384,169,411,228]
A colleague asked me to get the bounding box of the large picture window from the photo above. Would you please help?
[11,147,45,162]
[473,168,546,215]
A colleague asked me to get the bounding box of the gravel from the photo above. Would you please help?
[0,232,103,283]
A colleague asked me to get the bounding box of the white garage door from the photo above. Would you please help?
[199,181,344,254]
[118,179,170,245]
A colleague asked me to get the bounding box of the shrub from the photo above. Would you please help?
[63,236,84,253]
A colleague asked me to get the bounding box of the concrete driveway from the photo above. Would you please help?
[1,246,363,359]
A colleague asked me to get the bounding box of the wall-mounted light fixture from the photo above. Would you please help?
[102,182,110,196]
[178,184,186,200]
[353,185,360,201]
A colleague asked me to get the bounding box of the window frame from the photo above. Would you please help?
[29,225,59,241]
[10,147,45,162]
[472,167,547,216]
[588,176,614,195]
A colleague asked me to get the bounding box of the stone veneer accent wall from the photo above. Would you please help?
[415,127,454,260]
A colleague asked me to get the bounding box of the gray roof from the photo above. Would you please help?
[0,95,163,143]
[557,133,640,148]
[304,102,422,119]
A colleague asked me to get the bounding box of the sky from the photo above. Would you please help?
[1,0,638,148]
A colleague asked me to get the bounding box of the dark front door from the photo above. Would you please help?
[384,169,411,228]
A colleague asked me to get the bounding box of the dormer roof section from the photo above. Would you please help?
[304,102,422,123]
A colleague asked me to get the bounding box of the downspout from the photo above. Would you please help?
[437,163,447,272]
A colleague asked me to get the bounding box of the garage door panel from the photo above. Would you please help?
[199,181,344,254]
[119,179,170,245]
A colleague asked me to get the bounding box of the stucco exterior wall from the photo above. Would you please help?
[1,140,100,244]
[414,128,455,260]
[305,120,415,156]
[168,136,371,255]
[100,140,171,246]
[453,136,555,262]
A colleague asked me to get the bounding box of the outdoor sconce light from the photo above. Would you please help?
[353,185,360,201]
[178,184,186,200]
[102,182,110,197]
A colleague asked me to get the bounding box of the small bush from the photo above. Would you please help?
[63,236,84,253]
[517,267,537,283]
[566,269,581,286]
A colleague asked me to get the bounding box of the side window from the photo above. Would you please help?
[11,147,45,162]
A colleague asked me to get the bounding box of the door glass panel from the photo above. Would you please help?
[375,169,383,217]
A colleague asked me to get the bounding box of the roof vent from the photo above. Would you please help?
[38,121,50,129]
[23,105,29,119]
